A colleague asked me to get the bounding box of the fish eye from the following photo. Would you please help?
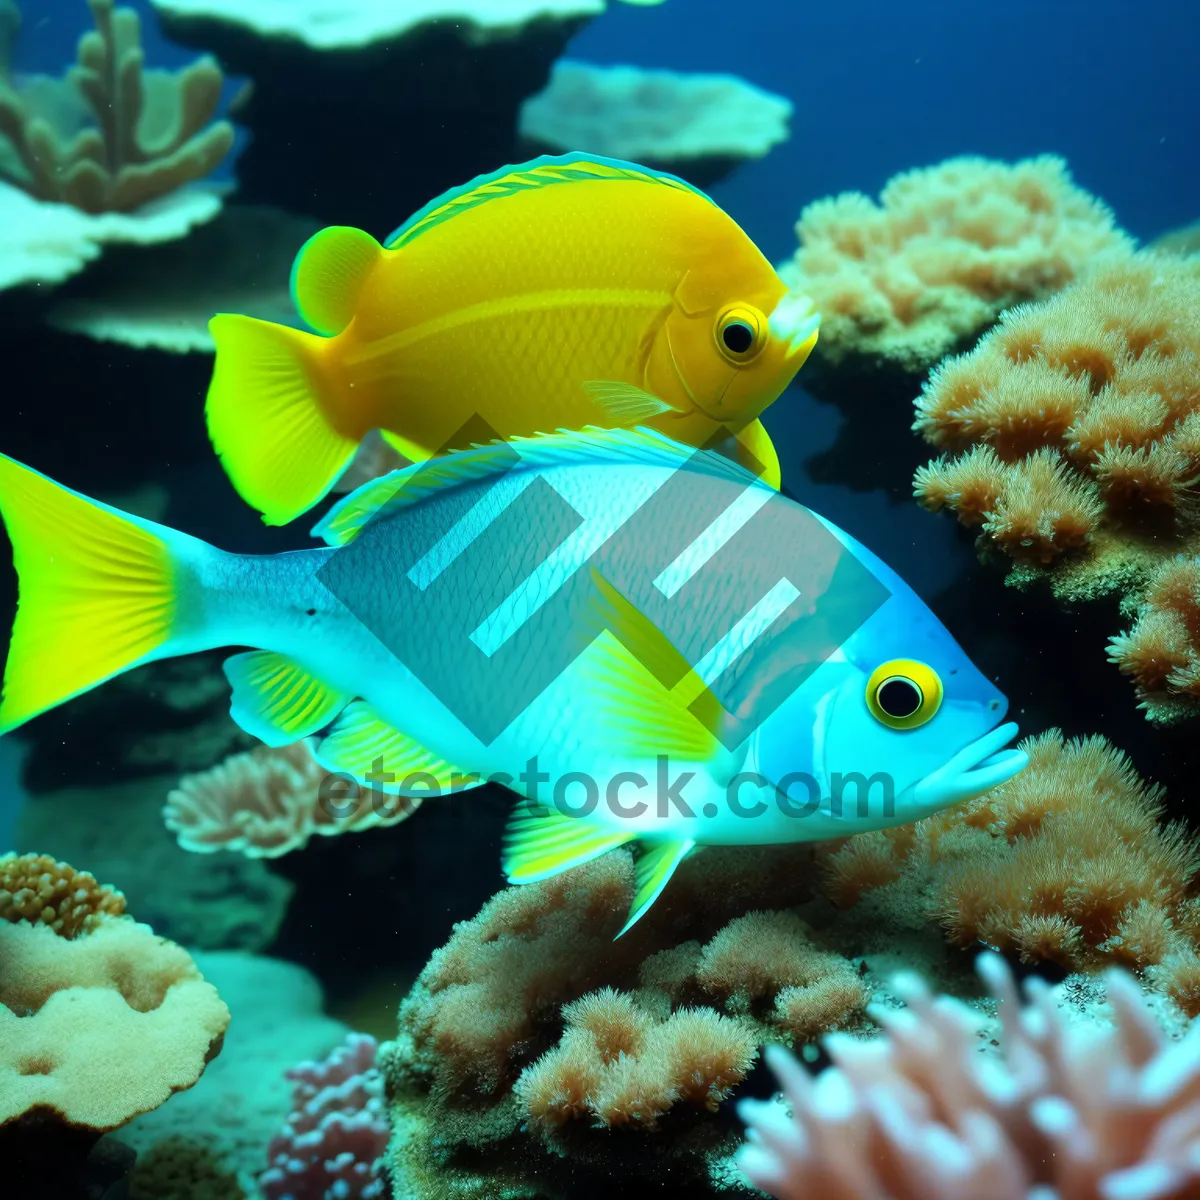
[865,659,943,730]
[716,305,764,363]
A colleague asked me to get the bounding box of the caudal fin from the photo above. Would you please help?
[0,456,199,734]
[207,315,360,526]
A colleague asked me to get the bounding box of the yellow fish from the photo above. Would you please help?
[206,154,820,525]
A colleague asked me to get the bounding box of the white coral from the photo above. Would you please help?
[737,951,1200,1200]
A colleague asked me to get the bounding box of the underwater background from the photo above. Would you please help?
[3,0,1200,1197]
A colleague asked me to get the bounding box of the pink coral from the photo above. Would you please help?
[164,742,421,858]
[259,1033,389,1200]
[738,951,1200,1200]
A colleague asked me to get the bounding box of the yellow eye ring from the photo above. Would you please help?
[715,305,765,364]
[865,659,943,730]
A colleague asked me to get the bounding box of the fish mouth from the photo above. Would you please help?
[912,721,1028,813]
[768,293,821,361]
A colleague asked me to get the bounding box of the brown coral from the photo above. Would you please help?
[0,851,125,937]
[820,730,1200,978]
[780,154,1132,372]
[383,845,856,1194]
[1109,555,1200,722]
[163,741,421,858]
[0,0,234,213]
[914,252,1200,594]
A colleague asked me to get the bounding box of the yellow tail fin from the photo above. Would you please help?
[0,456,186,734]
[207,315,360,526]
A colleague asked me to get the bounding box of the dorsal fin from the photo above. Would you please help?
[310,425,768,547]
[385,153,716,250]
[289,225,382,335]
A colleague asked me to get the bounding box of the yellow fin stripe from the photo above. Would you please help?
[312,700,476,795]
[502,805,634,884]
[0,456,178,734]
[224,651,350,747]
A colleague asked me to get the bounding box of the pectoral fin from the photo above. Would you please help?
[503,803,635,883]
[582,380,681,422]
[579,569,728,761]
[731,419,781,490]
[312,700,480,796]
[617,839,696,937]
[224,650,351,747]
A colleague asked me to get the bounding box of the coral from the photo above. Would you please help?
[1109,555,1200,722]
[818,730,1200,978]
[260,1033,389,1200]
[518,994,755,1132]
[1149,219,1200,258]
[0,890,229,1131]
[738,951,1200,1200]
[19,775,294,952]
[46,204,318,353]
[519,60,791,186]
[147,0,646,232]
[780,155,1132,373]
[164,741,422,858]
[0,177,219,290]
[121,951,349,1183]
[0,0,233,213]
[383,846,862,1196]
[914,252,1200,605]
[127,1137,246,1200]
[0,850,125,936]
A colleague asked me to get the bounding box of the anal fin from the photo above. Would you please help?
[224,650,350,747]
[617,839,695,938]
[312,699,480,796]
[503,803,634,883]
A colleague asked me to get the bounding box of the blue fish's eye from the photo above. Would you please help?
[866,659,943,730]
[716,305,764,363]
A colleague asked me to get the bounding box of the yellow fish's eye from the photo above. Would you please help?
[716,305,764,363]
[865,659,943,730]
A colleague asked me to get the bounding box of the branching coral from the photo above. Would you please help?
[0,0,233,213]
[780,155,1132,372]
[1109,555,1200,722]
[738,951,1200,1200]
[260,1033,389,1200]
[914,252,1200,595]
[0,850,125,937]
[818,730,1200,979]
[382,845,861,1196]
[0,861,229,1132]
[163,741,422,858]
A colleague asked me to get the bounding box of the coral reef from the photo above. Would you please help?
[519,60,791,186]
[738,950,1200,1200]
[165,741,422,859]
[149,0,654,232]
[0,850,126,936]
[0,866,229,1132]
[260,1032,389,1200]
[780,154,1132,375]
[126,1136,247,1200]
[0,0,233,213]
[819,730,1200,980]
[1109,555,1200,723]
[19,775,294,953]
[382,846,867,1197]
[121,951,350,1183]
[914,253,1200,580]
[45,204,318,353]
